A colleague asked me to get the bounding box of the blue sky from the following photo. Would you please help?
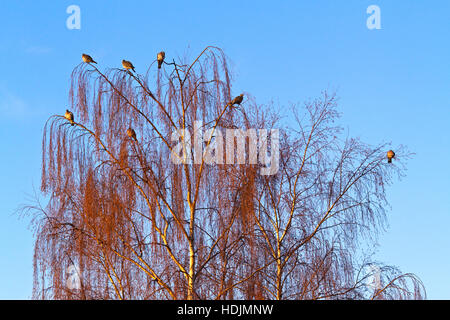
[0,0,449,299]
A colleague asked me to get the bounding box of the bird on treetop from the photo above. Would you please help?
[82,53,97,64]
[231,94,244,106]
[122,60,135,72]
[157,51,165,69]
[387,150,395,163]
[65,109,75,126]
[127,128,137,141]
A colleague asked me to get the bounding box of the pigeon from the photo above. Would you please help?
[231,94,244,106]
[82,53,97,64]
[387,150,395,163]
[122,60,135,72]
[127,128,137,141]
[157,51,165,69]
[65,109,75,126]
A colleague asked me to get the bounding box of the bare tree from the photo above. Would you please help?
[244,93,425,299]
[29,47,425,300]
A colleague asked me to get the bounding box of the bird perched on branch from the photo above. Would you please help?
[157,51,165,69]
[82,53,96,64]
[387,150,395,163]
[122,60,135,72]
[231,94,244,106]
[127,128,137,141]
[65,109,75,126]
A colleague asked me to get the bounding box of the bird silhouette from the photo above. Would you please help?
[231,94,244,106]
[122,60,135,72]
[65,109,75,126]
[387,150,395,163]
[82,53,97,64]
[127,128,137,141]
[157,51,165,69]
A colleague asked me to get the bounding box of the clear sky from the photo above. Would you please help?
[0,0,449,299]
